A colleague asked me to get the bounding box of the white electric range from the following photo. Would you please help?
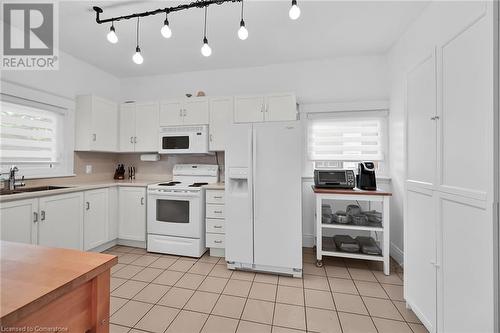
[147,164,219,257]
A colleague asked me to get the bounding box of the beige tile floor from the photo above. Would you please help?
[104,246,428,333]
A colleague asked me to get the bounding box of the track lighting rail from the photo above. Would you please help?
[93,0,241,24]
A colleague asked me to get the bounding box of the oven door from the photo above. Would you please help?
[147,191,202,238]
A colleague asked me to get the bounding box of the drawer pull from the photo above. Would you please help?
[214,240,223,244]
[213,225,223,229]
[213,196,223,199]
[214,210,223,214]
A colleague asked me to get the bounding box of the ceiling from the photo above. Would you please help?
[59,1,428,78]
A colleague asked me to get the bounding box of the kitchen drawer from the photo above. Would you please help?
[206,190,225,204]
[206,233,225,248]
[206,204,225,219]
[206,218,225,234]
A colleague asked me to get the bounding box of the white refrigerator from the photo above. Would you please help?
[225,121,302,277]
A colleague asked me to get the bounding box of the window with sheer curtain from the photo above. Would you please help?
[0,97,71,178]
[307,113,387,174]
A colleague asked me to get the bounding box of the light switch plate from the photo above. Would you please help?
[85,165,92,174]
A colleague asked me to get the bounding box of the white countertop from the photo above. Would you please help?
[0,179,166,203]
[203,182,225,190]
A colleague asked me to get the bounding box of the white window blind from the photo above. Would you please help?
[0,101,61,164]
[308,118,384,161]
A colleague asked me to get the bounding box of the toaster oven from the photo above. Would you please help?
[314,169,355,189]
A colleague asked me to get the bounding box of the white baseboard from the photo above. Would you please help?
[118,238,146,249]
[390,242,404,267]
[88,239,117,253]
[303,234,315,248]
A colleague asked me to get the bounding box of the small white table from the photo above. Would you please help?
[313,186,392,275]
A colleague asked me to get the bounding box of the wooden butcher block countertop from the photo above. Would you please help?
[0,241,117,326]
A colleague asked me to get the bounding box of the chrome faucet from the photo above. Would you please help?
[7,166,25,190]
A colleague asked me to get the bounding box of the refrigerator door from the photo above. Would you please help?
[253,121,302,270]
[225,123,254,265]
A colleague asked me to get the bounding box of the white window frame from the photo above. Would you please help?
[303,109,389,178]
[0,81,75,179]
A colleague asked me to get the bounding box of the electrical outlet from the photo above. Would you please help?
[85,165,92,174]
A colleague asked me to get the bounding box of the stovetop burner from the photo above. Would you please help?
[158,181,181,186]
[189,182,209,188]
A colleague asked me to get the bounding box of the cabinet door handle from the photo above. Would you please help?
[86,202,90,210]
[130,136,134,143]
[33,212,38,223]
[41,210,46,221]
[134,136,137,144]
[209,134,213,142]
[431,116,440,120]
[183,109,187,117]
[92,133,97,141]
[141,197,145,205]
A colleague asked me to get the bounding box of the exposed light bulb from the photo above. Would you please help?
[289,0,301,20]
[132,46,143,64]
[107,25,118,44]
[161,19,172,38]
[201,37,212,57]
[238,20,248,40]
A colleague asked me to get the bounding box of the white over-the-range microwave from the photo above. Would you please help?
[159,125,209,154]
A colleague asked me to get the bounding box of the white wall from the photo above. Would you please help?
[120,55,389,104]
[387,1,492,265]
[1,51,121,102]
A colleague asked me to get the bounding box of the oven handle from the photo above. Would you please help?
[148,191,200,198]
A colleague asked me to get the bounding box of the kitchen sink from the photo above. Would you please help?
[0,186,70,195]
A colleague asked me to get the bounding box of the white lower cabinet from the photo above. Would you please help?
[118,187,146,242]
[0,198,38,244]
[38,192,84,250]
[83,189,109,250]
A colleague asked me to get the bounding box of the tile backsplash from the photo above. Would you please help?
[23,151,225,187]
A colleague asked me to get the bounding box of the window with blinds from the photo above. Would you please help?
[0,101,61,164]
[308,118,384,161]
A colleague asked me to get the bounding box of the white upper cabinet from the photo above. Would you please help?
[119,103,136,152]
[119,102,159,152]
[234,95,265,123]
[184,98,209,125]
[135,103,160,151]
[234,93,296,123]
[265,93,297,121]
[75,95,118,152]
[160,100,183,126]
[160,98,209,126]
[209,97,234,151]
